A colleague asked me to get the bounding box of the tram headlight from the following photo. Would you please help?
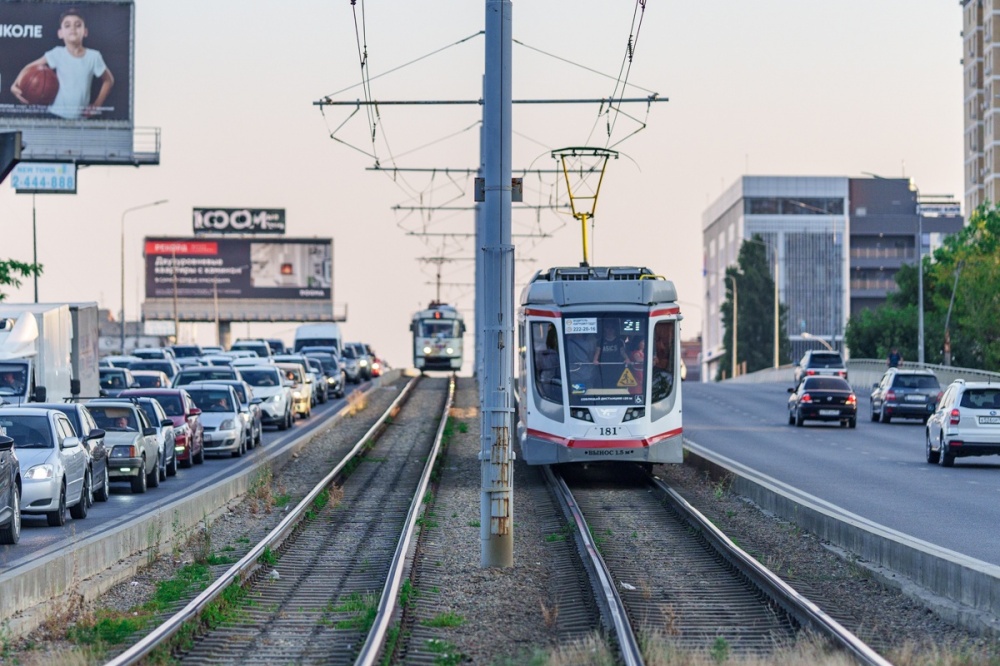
[446,347,454,354]
[423,346,432,355]
[570,409,593,422]
[623,407,646,422]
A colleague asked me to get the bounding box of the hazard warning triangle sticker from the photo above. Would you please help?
[616,367,638,388]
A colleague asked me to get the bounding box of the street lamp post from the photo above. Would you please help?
[917,212,925,366]
[120,200,168,353]
[801,331,835,352]
[726,274,738,378]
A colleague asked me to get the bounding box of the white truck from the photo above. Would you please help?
[293,323,342,354]
[0,303,100,404]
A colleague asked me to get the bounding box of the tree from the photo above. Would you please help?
[717,236,791,379]
[845,201,1000,370]
[0,259,42,302]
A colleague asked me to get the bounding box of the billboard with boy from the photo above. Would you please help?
[0,0,132,126]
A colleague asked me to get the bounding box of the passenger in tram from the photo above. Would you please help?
[628,338,646,395]
[651,323,676,401]
[593,319,630,387]
[566,332,598,390]
[534,324,561,401]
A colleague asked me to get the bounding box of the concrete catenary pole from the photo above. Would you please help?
[480,0,514,568]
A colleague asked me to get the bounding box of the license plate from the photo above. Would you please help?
[819,409,839,416]
[905,395,925,402]
[978,416,1000,425]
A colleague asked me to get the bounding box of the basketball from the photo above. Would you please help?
[19,65,59,106]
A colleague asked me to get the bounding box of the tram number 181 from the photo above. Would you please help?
[599,427,619,436]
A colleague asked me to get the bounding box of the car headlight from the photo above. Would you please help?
[269,394,282,403]
[293,391,302,399]
[359,359,368,367]
[111,445,138,458]
[25,464,55,480]
[220,419,235,430]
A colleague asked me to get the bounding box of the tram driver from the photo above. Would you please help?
[593,319,630,387]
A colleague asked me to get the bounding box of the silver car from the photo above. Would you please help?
[236,366,294,431]
[0,408,91,525]
[86,401,161,494]
[926,380,1000,467]
[184,385,249,457]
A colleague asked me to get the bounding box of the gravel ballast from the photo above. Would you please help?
[4,374,999,665]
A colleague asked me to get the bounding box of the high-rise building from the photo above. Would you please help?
[701,176,962,381]
[962,0,988,214]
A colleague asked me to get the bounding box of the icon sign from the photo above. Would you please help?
[617,368,638,388]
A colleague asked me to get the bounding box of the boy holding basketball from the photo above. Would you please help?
[10,7,114,119]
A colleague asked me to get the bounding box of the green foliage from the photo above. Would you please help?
[0,259,42,301]
[421,611,465,628]
[847,201,1000,370]
[718,236,791,379]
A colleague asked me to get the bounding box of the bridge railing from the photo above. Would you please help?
[723,360,1000,395]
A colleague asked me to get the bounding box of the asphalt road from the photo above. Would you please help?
[0,384,364,570]
[682,381,1000,566]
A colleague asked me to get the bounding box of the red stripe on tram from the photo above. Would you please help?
[524,309,561,318]
[650,307,681,317]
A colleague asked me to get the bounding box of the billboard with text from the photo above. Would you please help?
[0,0,133,126]
[144,237,332,301]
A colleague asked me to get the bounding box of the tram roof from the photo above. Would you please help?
[521,266,677,307]
[412,302,463,320]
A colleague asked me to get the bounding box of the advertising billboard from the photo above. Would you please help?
[0,0,133,126]
[144,237,332,301]
[192,208,286,235]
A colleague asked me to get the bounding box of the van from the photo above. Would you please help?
[293,323,342,354]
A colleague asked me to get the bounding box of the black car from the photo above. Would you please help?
[31,403,111,503]
[0,435,20,545]
[788,376,857,428]
[870,368,942,424]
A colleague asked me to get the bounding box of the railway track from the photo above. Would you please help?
[548,463,893,666]
[106,374,454,665]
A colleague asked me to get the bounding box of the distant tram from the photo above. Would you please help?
[517,266,683,466]
[410,303,465,372]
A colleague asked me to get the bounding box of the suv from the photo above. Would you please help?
[870,368,942,424]
[793,350,847,385]
[926,380,1000,467]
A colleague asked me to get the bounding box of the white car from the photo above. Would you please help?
[926,380,1000,467]
[183,385,250,457]
[104,397,178,481]
[86,401,162,494]
[236,365,294,431]
[276,362,312,419]
[0,408,91,526]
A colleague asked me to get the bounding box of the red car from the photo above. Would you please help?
[119,388,205,467]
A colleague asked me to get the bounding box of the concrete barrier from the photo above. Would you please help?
[683,440,1000,636]
[0,370,402,637]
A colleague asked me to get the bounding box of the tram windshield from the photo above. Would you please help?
[563,315,647,406]
[419,320,460,339]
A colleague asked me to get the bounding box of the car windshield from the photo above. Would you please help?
[341,347,356,360]
[129,361,170,372]
[172,346,202,358]
[803,377,851,391]
[153,395,184,416]
[133,374,167,388]
[177,369,235,384]
[960,389,1000,409]
[137,402,159,425]
[0,364,27,396]
[89,406,138,431]
[100,370,127,389]
[49,407,82,435]
[894,375,940,389]
[807,353,844,368]
[133,349,165,359]
[0,415,53,448]
[188,390,233,413]
[240,369,280,387]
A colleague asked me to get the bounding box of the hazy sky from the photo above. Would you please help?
[0,1,963,370]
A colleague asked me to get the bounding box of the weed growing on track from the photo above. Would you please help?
[332,592,378,631]
[422,611,465,628]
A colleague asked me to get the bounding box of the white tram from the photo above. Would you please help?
[517,266,683,465]
[410,302,466,372]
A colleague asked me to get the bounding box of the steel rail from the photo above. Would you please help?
[650,476,893,666]
[544,465,644,666]
[355,375,456,665]
[104,375,421,666]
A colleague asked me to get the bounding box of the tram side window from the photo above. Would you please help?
[651,321,676,402]
[532,322,563,404]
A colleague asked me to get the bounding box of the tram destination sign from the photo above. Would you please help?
[192,208,286,235]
